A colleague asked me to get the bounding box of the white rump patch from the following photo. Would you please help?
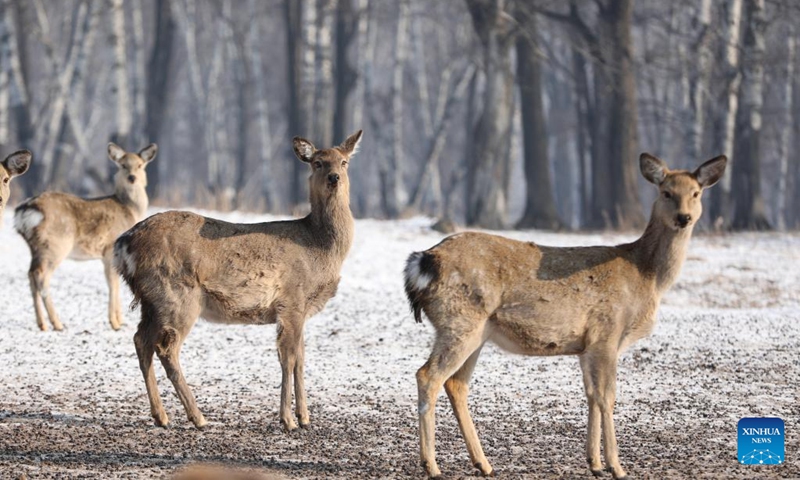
[405,253,432,291]
[113,241,136,277]
[14,208,43,238]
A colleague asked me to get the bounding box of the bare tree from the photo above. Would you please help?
[731,0,770,230]
[464,0,516,229]
[515,3,561,230]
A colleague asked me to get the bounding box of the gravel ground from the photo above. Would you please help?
[0,210,798,479]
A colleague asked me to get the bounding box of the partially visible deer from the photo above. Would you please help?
[0,150,32,228]
[15,143,156,331]
[404,154,727,479]
[114,131,361,430]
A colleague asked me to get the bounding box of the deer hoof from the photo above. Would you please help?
[591,469,605,477]
[281,419,298,432]
[474,463,494,477]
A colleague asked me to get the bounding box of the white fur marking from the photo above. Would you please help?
[113,242,136,276]
[14,209,43,238]
[405,254,432,291]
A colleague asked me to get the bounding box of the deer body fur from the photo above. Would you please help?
[114,131,361,430]
[14,143,156,331]
[405,154,728,479]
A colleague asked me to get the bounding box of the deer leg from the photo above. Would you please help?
[293,330,309,427]
[156,327,207,429]
[443,344,493,477]
[580,354,604,476]
[38,261,63,331]
[418,327,486,478]
[134,326,168,427]
[590,351,627,480]
[102,254,123,331]
[276,314,304,431]
[28,262,47,331]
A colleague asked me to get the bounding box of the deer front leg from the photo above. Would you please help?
[580,355,604,476]
[38,262,63,331]
[103,254,123,330]
[293,330,310,427]
[28,266,47,331]
[588,350,628,480]
[277,314,304,431]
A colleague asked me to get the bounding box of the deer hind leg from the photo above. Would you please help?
[417,324,487,478]
[102,253,123,330]
[31,258,63,331]
[293,330,309,428]
[134,314,168,427]
[27,261,47,331]
[444,344,493,477]
[580,354,603,476]
[586,350,628,480]
[276,313,305,431]
[151,298,207,428]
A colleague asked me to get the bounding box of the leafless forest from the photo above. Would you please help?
[1,0,798,230]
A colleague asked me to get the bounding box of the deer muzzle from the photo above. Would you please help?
[327,173,340,187]
[675,214,691,228]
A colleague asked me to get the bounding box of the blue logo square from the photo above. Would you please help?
[738,417,784,465]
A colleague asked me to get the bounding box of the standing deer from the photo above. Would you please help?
[113,131,362,430]
[0,150,32,228]
[14,143,156,331]
[404,154,727,479]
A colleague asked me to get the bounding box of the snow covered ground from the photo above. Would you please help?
[0,207,798,479]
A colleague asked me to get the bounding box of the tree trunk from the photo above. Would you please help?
[599,0,643,229]
[515,6,561,230]
[110,0,131,150]
[776,25,794,230]
[332,0,357,144]
[145,0,175,200]
[314,0,336,147]
[382,0,409,218]
[731,0,770,230]
[709,0,743,225]
[686,0,712,161]
[130,0,147,147]
[464,0,515,229]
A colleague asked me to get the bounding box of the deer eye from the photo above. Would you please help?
[693,191,700,198]
[313,161,323,169]
[342,160,348,167]
[662,191,671,199]
[2,177,8,184]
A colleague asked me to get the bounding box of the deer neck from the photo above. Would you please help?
[631,212,693,293]
[115,184,149,221]
[307,192,354,261]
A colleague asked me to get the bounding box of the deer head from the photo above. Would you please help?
[293,130,362,208]
[641,153,727,230]
[0,150,32,225]
[108,143,157,194]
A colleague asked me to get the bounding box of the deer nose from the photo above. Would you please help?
[676,214,691,228]
[128,175,136,184]
[327,173,340,184]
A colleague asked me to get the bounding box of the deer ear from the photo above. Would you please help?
[338,129,363,157]
[139,143,158,163]
[108,142,126,163]
[640,153,668,185]
[693,155,727,188]
[2,150,32,177]
[293,137,316,163]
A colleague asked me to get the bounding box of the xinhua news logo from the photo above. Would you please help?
[738,417,784,465]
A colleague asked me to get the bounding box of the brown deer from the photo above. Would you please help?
[0,150,32,228]
[14,143,156,331]
[404,154,727,479]
[113,131,361,430]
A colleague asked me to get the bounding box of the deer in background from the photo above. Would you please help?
[15,143,156,331]
[114,131,361,430]
[404,154,727,479]
[0,150,32,228]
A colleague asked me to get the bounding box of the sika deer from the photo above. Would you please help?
[0,150,32,228]
[404,154,727,479]
[114,131,362,430]
[15,143,156,331]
